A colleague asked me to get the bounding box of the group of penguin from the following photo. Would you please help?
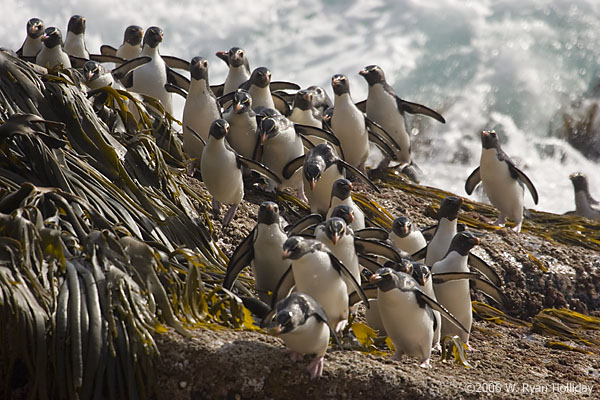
[12,16,600,380]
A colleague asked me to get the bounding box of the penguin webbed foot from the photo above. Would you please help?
[334,319,348,333]
[391,351,404,361]
[432,342,442,354]
[307,356,324,380]
[419,358,432,369]
[492,214,506,227]
[222,204,239,227]
[286,349,304,362]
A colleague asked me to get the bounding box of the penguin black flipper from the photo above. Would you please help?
[218,91,235,108]
[89,53,125,64]
[467,253,502,287]
[271,266,295,308]
[397,98,446,124]
[348,285,378,308]
[185,125,206,146]
[240,296,271,320]
[358,254,384,274]
[166,68,190,91]
[100,44,117,57]
[335,159,381,193]
[282,154,306,180]
[272,91,291,116]
[285,213,322,235]
[223,228,255,289]
[465,167,481,195]
[269,81,301,91]
[431,272,507,306]
[414,290,469,335]
[237,155,282,184]
[366,129,399,161]
[328,252,369,308]
[355,99,366,113]
[411,245,427,260]
[298,133,316,150]
[162,55,190,70]
[294,123,340,146]
[506,162,539,205]
[365,116,402,153]
[354,238,406,262]
[68,55,88,69]
[210,83,224,98]
[354,227,389,240]
[112,56,151,80]
[165,83,188,98]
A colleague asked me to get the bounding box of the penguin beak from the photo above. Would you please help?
[348,212,355,223]
[282,249,290,260]
[369,274,382,284]
[310,178,316,191]
[260,132,268,144]
[332,232,340,245]
[273,325,283,335]
[359,68,368,76]
[234,102,244,113]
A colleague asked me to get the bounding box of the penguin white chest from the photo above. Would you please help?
[262,130,304,185]
[183,84,221,160]
[306,165,342,215]
[200,141,243,205]
[331,95,369,167]
[425,219,456,266]
[64,33,88,58]
[249,86,275,109]
[225,113,257,159]
[366,85,410,163]
[224,66,249,95]
[281,316,330,357]
[480,149,524,221]
[252,225,288,295]
[131,55,172,114]
[378,288,433,360]
[117,43,141,60]
[392,231,427,256]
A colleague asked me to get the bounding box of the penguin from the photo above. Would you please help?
[216,47,251,96]
[330,74,370,171]
[181,57,222,168]
[465,130,539,232]
[117,25,144,60]
[223,89,258,159]
[314,217,361,295]
[36,27,71,70]
[224,201,290,303]
[423,196,462,267]
[278,236,368,332]
[258,112,338,198]
[289,89,327,129]
[390,216,427,256]
[200,119,281,226]
[431,231,481,345]
[283,143,379,216]
[325,178,365,230]
[306,85,333,115]
[358,65,445,167]
[123,26,188,115]
[567,173,600,220]
[17,18,44,58]
[81,57,151,91]
[329,74,399,172]
[369,267,468,368]
[64,15,89,59]
[411,262,441,351]
[261,292,341,380]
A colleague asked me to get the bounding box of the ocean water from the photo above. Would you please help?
[4,0,600,214]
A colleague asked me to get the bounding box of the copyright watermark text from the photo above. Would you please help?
[461,382,594,395]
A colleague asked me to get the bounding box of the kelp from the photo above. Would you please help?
[370,169,600,251]
[532,308,600,347]
[440,335,472,368]
[0,49,248,399]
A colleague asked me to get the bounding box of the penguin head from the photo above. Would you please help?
[481,130,500,150]
[303,159,324,191]
[208,119,229,140]
[391,216,412,238]
[250,67,271,88]
[124,25,143,46]
[331,178,352,201]
[190,57,209,81]
[411,262,431,287]
[259,116,279,143]
[447,231,480,257]
[233,89,252,114]
[67,15,86,35]
[331,74,350,96]
[82,60,101,82]
[258,201,280,225]
[569,172,589,194]
[282,236,320,260]
[26,18,44,39]
[41,27,63,49]
[143,27,163,49]
[273,293,315,334]
[324,217,347,245]
[369,267,402,292]
[437,196,462,221]
[307,85,332,110]
[330,204,355,225]
[292,89,313,111]
[229,47,247,68]
[359,65,385,86]
[384,258,413,275]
